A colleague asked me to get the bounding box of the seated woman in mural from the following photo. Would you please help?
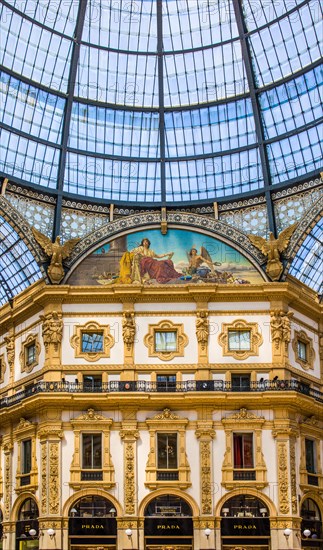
[120,238,181,284]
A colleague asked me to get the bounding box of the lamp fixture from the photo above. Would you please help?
[125,528,132,539]
[70,508,77,517]
[259,507,267,517]
[283,527,292,540]
[303,529,311,538]
[204,527,211,539]
[28,528,43,539]
[109,507,116,516]
[222,508,230,517]
[47,528,55,539]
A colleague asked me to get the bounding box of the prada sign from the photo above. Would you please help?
[221,518,270,537]
[145,517,193,536]
[68,517,117,536]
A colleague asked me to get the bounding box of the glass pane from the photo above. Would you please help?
[22,440,32,474]
[155,331,177,352]
[157,433,177,469]
[26,344,36,365]
[298,341,307,361]
[228,330,251,350]
[81,332,103,353]
[305,439,316,473]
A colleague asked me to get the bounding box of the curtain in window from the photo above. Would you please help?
[155,331,177,351]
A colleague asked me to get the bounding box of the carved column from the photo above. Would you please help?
[40,305,63,373]
[120,422,139,515]
[195,423,215,515]
[3,439,13,521]
[38,427,63,516]
[272,420,298,516]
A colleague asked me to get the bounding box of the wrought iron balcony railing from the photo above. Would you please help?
[0,379,322,409]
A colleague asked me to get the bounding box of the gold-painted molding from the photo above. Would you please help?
[70,408,115,490]
[195,423,215,515]
[292,329,315,370]
[19,333,41,373]
[120,423,140,515]
[70,320,115,362]
[145,409,191,489]
[144,320,188,361]
[221,409,267,489]
[218,319,263,360]
[0,353,6,384]
[14,417,38,494]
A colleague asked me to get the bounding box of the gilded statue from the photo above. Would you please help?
[4,333,14,369]
[196,311,209,346]
[247,223,298,280]
[32,227,80,284]
[40,311,63,347]
[270,310,294,349]
[122,311,136,346]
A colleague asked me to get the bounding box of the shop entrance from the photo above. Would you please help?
[144,495,193,550]
[220,495,271,550]
[68,496,117,550]
[15,498,39,550]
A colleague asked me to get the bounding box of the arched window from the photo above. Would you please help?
[220,495,269,518]
[301,498,322,544]
[69,495,116,518]
[144,495,192,517]
[18,498,38,521]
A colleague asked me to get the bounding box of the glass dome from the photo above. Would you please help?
[0,0,322,206]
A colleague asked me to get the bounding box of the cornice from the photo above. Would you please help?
[1,280,321,331]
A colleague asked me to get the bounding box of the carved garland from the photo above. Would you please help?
[120,428,140,515]
[196,426,215,515]
[290,438,297,514]
[0,353,6,384]
[277,442,290,514]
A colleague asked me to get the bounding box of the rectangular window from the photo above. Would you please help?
[228,330,251,351]
[83,375,102,389]
[157,433,178,469]
[25,343,36,366]
[156,375,176,392]
[81,332,103,353]
[154,331,177,352]
[22,439,32,474]
[298,340,307,361]
[305,439,316,474]
[233,433,254,468]
[231,374,251,392]
[82,434,102,469]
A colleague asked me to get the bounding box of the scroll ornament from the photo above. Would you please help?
[247,223,297,280]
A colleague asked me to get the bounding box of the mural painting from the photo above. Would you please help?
[67,229,264,286]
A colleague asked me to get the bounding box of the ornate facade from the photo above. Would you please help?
[0,222,322,550]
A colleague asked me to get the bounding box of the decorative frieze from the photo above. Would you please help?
[120,425,139,515]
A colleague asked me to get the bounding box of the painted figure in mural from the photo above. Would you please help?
[187,246,221,276]
[129,238,181,284]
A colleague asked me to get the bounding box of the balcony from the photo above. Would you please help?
[1,379,322,409]
[81,470,103,481]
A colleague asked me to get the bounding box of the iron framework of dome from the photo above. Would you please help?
[0,0,322,305]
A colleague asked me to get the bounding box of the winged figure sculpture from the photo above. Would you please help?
[32,227,80,284]
[247,223,298,280]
